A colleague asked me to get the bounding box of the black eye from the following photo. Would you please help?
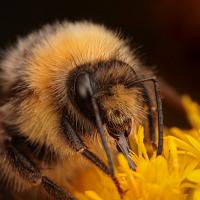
[74,73,94,118]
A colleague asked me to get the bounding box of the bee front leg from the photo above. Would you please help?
[0,136,76,200]
[61,110,111,176]
[61,111,124,196]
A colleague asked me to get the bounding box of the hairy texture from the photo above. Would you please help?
[0,21,145,152]
[0,21,155,198]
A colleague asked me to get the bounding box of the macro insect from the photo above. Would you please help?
[0,21,163,199]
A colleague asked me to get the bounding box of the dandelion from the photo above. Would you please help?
[70,96,200,200]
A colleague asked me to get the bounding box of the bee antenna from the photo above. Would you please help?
[76,72,115,176]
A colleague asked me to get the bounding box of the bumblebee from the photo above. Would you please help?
[0,21,163,199]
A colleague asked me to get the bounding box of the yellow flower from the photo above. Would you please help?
[70,97,200,200]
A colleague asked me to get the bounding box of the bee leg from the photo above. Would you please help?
[141,85,157,147]
[128,76,164,155]
[61,113,124,196]
[61,112,111,176]
[2,137,76,200]
[42,177,75,200]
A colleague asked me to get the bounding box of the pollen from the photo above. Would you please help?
[70,96,200,200]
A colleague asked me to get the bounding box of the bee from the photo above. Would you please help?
[0,21,163,199]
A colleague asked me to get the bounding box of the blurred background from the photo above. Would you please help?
[0,0,199,127]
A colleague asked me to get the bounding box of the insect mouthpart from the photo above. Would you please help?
[107,119,136,170]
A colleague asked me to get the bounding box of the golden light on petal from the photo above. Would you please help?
[70,96,200,200]
[182,95,200,130]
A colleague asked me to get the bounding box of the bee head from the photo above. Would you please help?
[70,60,146,137]
[68,59,152,170]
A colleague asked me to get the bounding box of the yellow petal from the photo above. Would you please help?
[182,95,200,129]
[173,137,200,157]
[193,187,200,200]
[185,134,200,152]
[187,169,200,183]
[85,191,103,200]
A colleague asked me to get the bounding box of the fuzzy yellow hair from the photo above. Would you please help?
[0,21,150,197]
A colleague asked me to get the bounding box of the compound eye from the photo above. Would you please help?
[75,73,91,99]
[74,73,93,116]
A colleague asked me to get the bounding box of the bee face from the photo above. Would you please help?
[69,59,146,138]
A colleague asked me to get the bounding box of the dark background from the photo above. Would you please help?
[0,0,199,126]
